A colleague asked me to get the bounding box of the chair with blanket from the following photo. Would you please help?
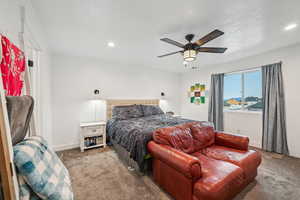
[6,96,73,200]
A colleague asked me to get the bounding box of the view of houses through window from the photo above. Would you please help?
[224,70,263,111]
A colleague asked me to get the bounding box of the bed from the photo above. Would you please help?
[106,99,200,173]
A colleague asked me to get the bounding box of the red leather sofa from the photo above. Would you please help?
[148,122,261,200]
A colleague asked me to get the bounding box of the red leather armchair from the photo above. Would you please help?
[148,122,261,200]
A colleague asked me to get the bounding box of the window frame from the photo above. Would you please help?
[224,69,262,112]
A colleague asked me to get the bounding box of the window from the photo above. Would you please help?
[224,70,262,111]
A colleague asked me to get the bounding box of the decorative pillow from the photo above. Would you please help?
[13,136,73,200]
[141,105,164,116]
[112,105,143,120]
[190,123,215,151]
[153,125,194,153]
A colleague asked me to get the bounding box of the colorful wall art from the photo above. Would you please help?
[189,83,206,105]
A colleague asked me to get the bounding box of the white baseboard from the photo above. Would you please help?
[249,140,262,148]
[53,143,79,152]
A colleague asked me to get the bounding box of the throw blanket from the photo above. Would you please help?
[107,114,196,171]
[14,136,73,200]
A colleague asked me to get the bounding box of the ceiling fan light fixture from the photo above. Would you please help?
[158,29,226,64]
[183,49,197,62]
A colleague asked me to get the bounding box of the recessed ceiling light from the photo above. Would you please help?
[284,23,297,31]
[107,42,115,47]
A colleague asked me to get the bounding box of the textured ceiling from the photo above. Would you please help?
[31,0,300,73]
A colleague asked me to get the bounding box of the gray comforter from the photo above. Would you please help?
[106,114,195,170]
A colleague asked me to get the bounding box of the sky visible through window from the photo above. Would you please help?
[224,70,262,111]
[244,70,262,99]
[224,71,261,99]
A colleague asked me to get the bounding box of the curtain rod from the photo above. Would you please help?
[214,61,282,75]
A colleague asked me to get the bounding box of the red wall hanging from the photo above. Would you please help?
[0,35,26,96]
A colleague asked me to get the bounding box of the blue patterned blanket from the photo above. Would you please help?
[13,136,73,200]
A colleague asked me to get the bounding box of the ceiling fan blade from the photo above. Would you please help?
[196,47,227,53]
[195,29,224,46]
[158,51,183,58]
[160,38,185,48]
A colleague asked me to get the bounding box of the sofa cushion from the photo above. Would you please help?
[192,152,244,200]
[153,126,195,153]
[190,123,215,151]
[201,145,262,180]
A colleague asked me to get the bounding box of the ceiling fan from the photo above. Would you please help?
[158,29,227,62]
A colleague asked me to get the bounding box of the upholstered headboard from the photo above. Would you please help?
[106,99,160,120]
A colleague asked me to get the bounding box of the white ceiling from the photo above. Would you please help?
[31,0,300,73]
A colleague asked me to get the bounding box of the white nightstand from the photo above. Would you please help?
[80,121,106,152]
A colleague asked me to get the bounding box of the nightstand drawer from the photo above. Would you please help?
[82,126,104,137]
[85,125,104,131]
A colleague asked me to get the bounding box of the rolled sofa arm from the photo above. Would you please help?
[215,131,249,151]
[148,141,202,181]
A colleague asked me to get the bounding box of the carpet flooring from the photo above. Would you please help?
[57,147,300,200]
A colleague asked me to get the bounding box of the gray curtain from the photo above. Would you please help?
[208,73,224,131]
[262,62,289,155]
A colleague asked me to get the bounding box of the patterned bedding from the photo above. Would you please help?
[107,114,195,171]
